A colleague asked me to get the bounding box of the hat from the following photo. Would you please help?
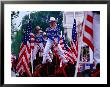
[49,17,57,22]
[35,26,41,31]
[43,32,46,36]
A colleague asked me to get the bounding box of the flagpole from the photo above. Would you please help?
[31,49,34,75]
[29,13,34,75]
[74,35,82,77]
[74,12,85,77]
[74,11,81,77]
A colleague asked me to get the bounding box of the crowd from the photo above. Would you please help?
[11,55,100,77]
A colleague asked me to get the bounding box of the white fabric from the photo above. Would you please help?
[32,43,44,60]
[85,19,93,29]
[93,13,100,64]
[42,38,68,64]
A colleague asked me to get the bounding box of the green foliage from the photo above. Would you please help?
[11,11,19,40]
[22,11,63,33]
[11,29,23,58]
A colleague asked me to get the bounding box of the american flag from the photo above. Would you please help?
[70,19,78,61]
[59,36,75,64]
[83,11,94,51]
[16,20,35,76]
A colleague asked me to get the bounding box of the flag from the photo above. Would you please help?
[83,11,94,51]
[93,12,100,64]
[16,20,35,76]
[70,19,78,61]
[59,36,75,64]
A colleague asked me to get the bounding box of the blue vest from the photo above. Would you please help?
[46,27,61,43]
[35,34,44,43]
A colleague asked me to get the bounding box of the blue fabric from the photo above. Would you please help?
[46,27,61,43]
[35,34,45,43]
[72,19,77,43]
[22,20,32,45]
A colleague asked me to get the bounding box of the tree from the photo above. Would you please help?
[11,11,19,40]
[21,11,63,33]
[11,29,23,58]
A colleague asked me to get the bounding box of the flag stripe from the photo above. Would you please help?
[19,67,23,76]
[84,30,93,43]
[16,59,22,71]
[59,37,76,63]
[87,11,93,17]
[26,41,31,54]
[85,25,93,38]
[83,11,94,51]
[17,65,24,75]
[22,55,31,76]
[70,19,78,63]
[85,20,93,30]
[18,49,29,64]
[24,48,30,63]
[71,41,78,57]
[19,44,25,57]
[18,49,25,63]
[83,36,94,51]
[16,50,30,72]
[87,15,93,23]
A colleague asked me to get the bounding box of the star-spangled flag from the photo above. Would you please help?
[70,19,78,61]
[59,36,76,64]
[16,20,35,76]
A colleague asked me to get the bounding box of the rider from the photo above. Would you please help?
[32,26,44,60]
[42,17,68,64]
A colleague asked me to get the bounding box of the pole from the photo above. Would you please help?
[31,50,34,74]
[29,13,34,75]
[74,12,86,77]
[29,13,30,19]
[74,36,82,77]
